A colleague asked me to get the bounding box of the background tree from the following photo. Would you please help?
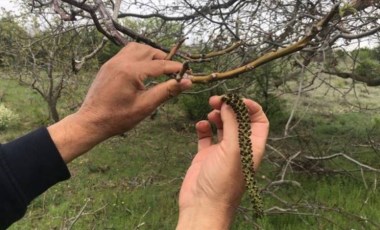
[0,14,29,69]
[1,0,380,228]
[5,15,104,122]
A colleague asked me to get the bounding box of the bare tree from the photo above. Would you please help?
[26,0,380,85]
[13,16,104,122]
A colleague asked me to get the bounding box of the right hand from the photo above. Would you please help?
[177,96,269,229]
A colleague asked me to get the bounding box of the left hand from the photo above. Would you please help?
[48,42,192,162]
[77,42,192,138]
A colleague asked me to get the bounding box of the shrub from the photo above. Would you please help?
[180,91,213,121]
[0,104,18,130]
[351,47,377,60]
[179,85,224,121]
[354,58,380,79]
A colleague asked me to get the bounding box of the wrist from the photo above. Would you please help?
[47,113,106,163]
[176,200,236,230]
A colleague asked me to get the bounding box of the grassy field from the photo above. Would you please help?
[1,75,380,229]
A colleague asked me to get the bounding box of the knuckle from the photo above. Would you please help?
[127,41,138,47]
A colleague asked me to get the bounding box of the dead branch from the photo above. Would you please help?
[185,40,243,60]
[265,206,298,213]
[304,153,380,172]
[284,60,305,137]
[165,38,187,60]
[67,199,89,230]
[72,38,107,73]
[266,180,302,189]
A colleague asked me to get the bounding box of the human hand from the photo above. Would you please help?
[78,42,192,137]
[176,96,269,230]
[48,42,192,162]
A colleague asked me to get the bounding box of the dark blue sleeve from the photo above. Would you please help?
[0,128,71,229]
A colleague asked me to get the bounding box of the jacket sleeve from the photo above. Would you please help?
[0,127,71,229]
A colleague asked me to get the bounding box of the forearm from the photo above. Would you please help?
[47,113,107,163]
[0,111,106,228]
[0,128,70,228]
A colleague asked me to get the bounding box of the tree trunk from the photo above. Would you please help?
[47,99,60,122]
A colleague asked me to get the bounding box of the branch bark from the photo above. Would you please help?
[189,4,340,83]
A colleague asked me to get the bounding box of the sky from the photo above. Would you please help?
[0,2,16,11]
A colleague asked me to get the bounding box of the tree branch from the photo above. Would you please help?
[118,0,241,21]
[72,38,107,73]
[188,4,340,83]
[304,153,380,172]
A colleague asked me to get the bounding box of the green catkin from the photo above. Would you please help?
[221,94,264,218]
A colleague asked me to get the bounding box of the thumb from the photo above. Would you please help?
[141,78,192,111]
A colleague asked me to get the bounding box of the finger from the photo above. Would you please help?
[220,103,239,149]
[145,60,183,77]
[120,42,168,60]
[141,78,192,112]
[209,95,223,110]
[207,110,223,142]
[211,95,239,147]
[151,48,169,60]
[242,99,269,169]
[196,121,213,151]
[243,99,269,124]
[131,42,168,60]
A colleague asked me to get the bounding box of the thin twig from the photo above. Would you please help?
[360,167,368,189]
[68,199,90,230]
[176,61,190,81]
[134,207,151,230]
[284,58,305,137]
[281,151,302,181]
[304,153,380,172]
[186,40,243,60]
[165,38,187,60]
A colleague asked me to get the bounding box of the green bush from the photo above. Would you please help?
[245,62,289,131]
[180,91,213,121]
[354,58,380,79]
[260,95,288,130]
[0,103,18,130]
[374,45,380,61]
[349,47,380,81]
[335,49,347,59]
[180,85,224,121]
[351,47,377,60]
[97,42,121,65]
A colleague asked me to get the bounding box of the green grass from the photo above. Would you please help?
[1,76,380,229]
[9,114,195,229]
[0,78,48,142]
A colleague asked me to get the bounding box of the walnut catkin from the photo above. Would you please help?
[221,94,264,218]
